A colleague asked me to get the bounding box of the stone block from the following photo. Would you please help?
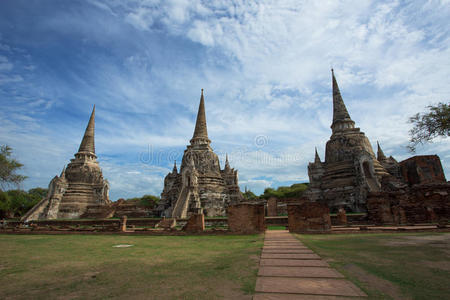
[182,214,205,232]
[287,202,331,233]
[227,203,265,234]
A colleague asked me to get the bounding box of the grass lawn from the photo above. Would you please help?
[0,234,263,300]
[266,225,287,230]
[297,232,450,300]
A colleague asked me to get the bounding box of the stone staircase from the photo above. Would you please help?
[172,187,190,218]
[21,197,49,222]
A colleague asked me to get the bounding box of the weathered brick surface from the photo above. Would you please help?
[182,214,205,232]
[400,155,446,186]
[287,203,331,233]
[227,204,265,234]
[267,197,277,217]
[367,182,450,224]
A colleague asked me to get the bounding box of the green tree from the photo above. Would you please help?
[0,145,27,190]
[139,195,160,208]
[28,187,48,199]
[0,190,11,218]
[408,102,450,152]
[6,190,40,217]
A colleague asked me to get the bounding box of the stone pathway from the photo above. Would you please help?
[254,230,367,299]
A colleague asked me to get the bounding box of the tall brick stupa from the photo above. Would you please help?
[22,106,111,221]
[156,90,243,218]
[306,70,389,212]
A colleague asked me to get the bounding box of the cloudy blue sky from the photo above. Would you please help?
[0,0,449,200]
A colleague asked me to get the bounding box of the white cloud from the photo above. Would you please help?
[1,0,449,198]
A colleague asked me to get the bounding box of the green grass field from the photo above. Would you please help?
[297,232,450,300]
[0,234,263,300]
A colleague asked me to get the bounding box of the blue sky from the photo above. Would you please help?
[0,0,449,200]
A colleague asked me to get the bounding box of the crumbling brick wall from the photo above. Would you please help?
[400,155,446,185]
[287,202,331,233]
[367,182,450,224]
[227,204,265,234]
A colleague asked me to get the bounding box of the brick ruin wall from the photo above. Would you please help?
[400,155,446,186]
[367,182,450,224]
[227,203,265,234]
[287,202,331,233]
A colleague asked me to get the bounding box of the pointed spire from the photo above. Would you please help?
[60,165,66,179]
[331,69,354,132]
[225,153,231,170]
[190,89,210,145]
[314,147,321,164]
[78,105,96,154]
[377,141,386,161]
[172,160,178,174]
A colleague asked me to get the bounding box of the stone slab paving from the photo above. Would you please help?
[263,246,309,250]
[254,293,366,300]
[264,242,301,245]
[256,277,367,297]
[260,259,329,267]
[261,253,321,260]
[254,230,367,299]
[258,266,344,278]
[262,249,314,254]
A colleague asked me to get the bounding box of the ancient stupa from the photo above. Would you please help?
[306,70,389,212]
[22,106,111,221]
[156,90,242,217]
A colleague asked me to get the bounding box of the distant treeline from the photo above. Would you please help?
[121,194,160,209]
[242,183,309,200]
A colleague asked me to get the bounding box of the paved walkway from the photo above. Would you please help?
[254,230,367,299]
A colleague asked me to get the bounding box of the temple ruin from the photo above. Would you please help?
[22,106,111,221]
[306,70,449,214]
[306,70,393,212]
[156,90,243,218]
